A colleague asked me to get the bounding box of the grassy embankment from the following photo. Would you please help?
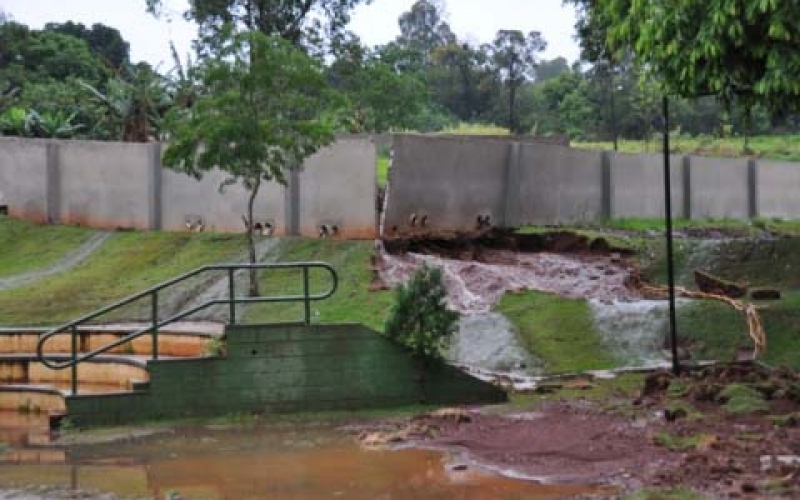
[244,238,394,332]
[0,218,96,278]
[576,134,800,161]
[0,219,246,326]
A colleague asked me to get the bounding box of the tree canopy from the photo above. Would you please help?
[574,0,800,113]
[160,29,340,293]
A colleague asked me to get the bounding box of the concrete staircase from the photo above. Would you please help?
[0,324,222,425]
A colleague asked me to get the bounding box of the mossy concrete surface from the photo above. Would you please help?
[65,323,506,427]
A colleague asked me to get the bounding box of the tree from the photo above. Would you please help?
[385,265,458,362]
[45,22,131,70]
[81,63,170,142]
[160,29,339,295]
[396,0,456,69]
[489,30,547,134]
[586,0,800,121]
[328,43,428,132]
[146,0,371,52]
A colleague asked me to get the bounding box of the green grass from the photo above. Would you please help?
[496,291,616,374]
[0,231,246,326]
[677,291,800,368]
[0,217,97,278]
[653,431,714,452]
[576,134,800,161]
[377,154,390,188]
[623,487,712,500]
[502,373,645,412]
[244,238,394,332]
[440,122,510,136]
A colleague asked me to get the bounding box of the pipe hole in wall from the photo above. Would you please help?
[319,225,330,238]
[420,216,428,228]
[0,205,7,216]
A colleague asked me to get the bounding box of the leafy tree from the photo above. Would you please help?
[160,29,339,295]
[584,0,800,139]
[429,42,497,122]
[536,57,570,83]
[328,45,427,132]
[146,0,371,52]
[395,0,456,69]
[81,63,170,142]
[385,265,458,361]
[489,30,547,134]
[45,22,131,70]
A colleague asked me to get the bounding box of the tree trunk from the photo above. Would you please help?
[246,177,262,297]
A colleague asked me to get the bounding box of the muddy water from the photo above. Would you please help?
[0,414,606,500]
[449,313,538,373]
[380,251,638,314]
[589,299,673,366]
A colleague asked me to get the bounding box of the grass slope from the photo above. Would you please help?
[245,238,393,332]
[496,291,616,374]
[0,217,96,278]
[0,231,245,326]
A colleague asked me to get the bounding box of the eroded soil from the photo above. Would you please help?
[357,363,800,499]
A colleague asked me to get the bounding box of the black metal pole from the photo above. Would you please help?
[663,96,680,375]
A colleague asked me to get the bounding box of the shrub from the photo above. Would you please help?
[385,265,459,361]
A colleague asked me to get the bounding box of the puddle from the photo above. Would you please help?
[0,415,608,500]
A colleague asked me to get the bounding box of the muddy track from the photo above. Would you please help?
[0,232,111,291]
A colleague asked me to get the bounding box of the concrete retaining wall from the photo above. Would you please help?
[518,144,604,225]
[757,160,800,219]
[0,138,50,223]
[385,135,509,232]
[65,324,506,427]
[385,135,800,234]
[690,156,751,220]
[0,137,377,238]
[610,152,686,219]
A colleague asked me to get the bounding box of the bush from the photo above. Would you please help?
[385,265,459,361]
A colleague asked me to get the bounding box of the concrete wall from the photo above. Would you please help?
[58,140,154,230]
[65,324,506,427]
[757,160,800,219]
[385,135,800,234]
[297,138,377,239]
[0,137,377,239]
[162,167,286,234]
[610,152,686,219]
[385,135,510,233]
[690,156,751,219]
[0,138,50,223]
[518,144,604,225]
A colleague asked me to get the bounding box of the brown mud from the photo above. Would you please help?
[360,363,800,499]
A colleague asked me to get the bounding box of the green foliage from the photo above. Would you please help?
[147,0,370,52]
[623,487,711,500]
[718,384,770,415]
[594,0,800,113]
[81,63,170,142]
[205,337,227,357]
[653,431,714,452]
[489,30,547,134]
[161,29,340,294]
[385,265,458,361]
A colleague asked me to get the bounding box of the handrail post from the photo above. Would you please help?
[70,326,78,396]
[151,291,159,361]
[228,268,236,325]
[303,266,311,325]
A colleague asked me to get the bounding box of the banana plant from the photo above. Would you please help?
[25,110,83,138]
[80,63,171,142]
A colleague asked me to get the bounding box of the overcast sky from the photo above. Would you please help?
[1,0,580,68]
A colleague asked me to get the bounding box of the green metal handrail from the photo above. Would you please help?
[36,262,338,395]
